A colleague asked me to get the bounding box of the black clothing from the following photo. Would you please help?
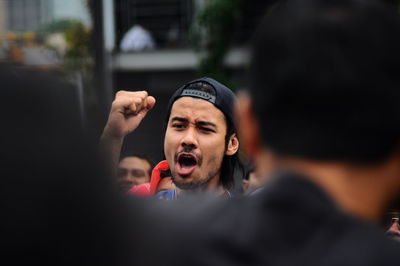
[132,170,400,266]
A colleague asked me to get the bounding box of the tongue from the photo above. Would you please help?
[175,163,197,176]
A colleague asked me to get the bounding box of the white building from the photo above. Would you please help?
[1,0,90,32]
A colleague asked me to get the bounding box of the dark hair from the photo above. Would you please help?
[243,162,255,181]
[221,109,241,190]
[250,0,400,164]
[165,81,242,190]
[119,150,154,176]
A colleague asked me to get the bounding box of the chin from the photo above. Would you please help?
[174,175,193,184]
[172,176,200,190]
[174,181,196,190]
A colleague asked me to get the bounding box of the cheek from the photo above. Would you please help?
[164,130,173,153]
[164,129,178,161]
[201,135,226,154]
[203,140,226,165]
[206,155,221,165]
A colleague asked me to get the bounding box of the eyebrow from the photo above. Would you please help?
[197,121,217,129]
[171,117,188,123]
[170,116,217,129]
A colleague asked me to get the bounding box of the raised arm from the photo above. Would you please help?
[100,90,156,176]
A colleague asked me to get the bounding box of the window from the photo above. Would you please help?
[7,0,48,31]
[115,0,194,49]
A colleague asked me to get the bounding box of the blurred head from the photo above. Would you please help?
[247,0,400,164]
[117,153,152,193]
[0,64,133,266]
[235,0,400,217]
[164,78,240,191]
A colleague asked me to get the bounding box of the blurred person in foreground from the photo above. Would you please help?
[232,0,400,264]
[142,0,400,265]
[0,64,135,266]
[117,151,152,193]
[101,78,241,199]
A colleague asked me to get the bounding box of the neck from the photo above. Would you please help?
[277,157,400,222]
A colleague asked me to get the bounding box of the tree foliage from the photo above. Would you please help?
[190,0,242,90]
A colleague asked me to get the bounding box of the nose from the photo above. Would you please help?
[180,126,198,149]
[121,174,133,184]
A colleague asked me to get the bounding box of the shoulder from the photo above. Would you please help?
[154,189,176,200]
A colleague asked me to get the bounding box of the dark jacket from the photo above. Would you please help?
[130,170,400,266]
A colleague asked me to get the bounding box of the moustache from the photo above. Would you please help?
[174,146,202,166]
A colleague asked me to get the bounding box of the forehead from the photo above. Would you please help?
[169,97,226,125]
[119,157,150,170]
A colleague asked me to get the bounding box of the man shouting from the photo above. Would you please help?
[101,78,240,198]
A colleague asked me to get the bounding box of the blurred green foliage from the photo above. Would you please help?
[36,17,95,113]
[37,19,81,34]
[190,0,242,90]
[63,22,91,72]
[37,18,92,72]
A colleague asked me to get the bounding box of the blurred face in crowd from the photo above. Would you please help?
[242,172,260,195]
[117,156,151,193]
[164,97,238,190]
[386,218,400,241]
[385,211,400,241]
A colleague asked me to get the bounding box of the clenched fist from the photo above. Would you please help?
[102,90,156,140]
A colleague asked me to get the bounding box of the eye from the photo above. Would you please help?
[172,123,185,129]
[199,126,215,133]
[131,170,146,177]
[117,169,127,178]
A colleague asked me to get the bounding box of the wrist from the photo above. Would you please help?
[100,125,125,144]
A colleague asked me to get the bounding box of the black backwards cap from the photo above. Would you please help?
[166,77,237,130]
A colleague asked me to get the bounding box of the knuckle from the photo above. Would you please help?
[111,99,123,109]
[137,90,148,98]
[115,90,126,97]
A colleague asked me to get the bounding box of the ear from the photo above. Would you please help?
[235,91,262,158]
[225,133,239,156]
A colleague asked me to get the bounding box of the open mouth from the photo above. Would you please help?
[179,154,197,166]
[176,153,198,176]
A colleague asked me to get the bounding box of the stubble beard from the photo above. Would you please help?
[171,158,221,191]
